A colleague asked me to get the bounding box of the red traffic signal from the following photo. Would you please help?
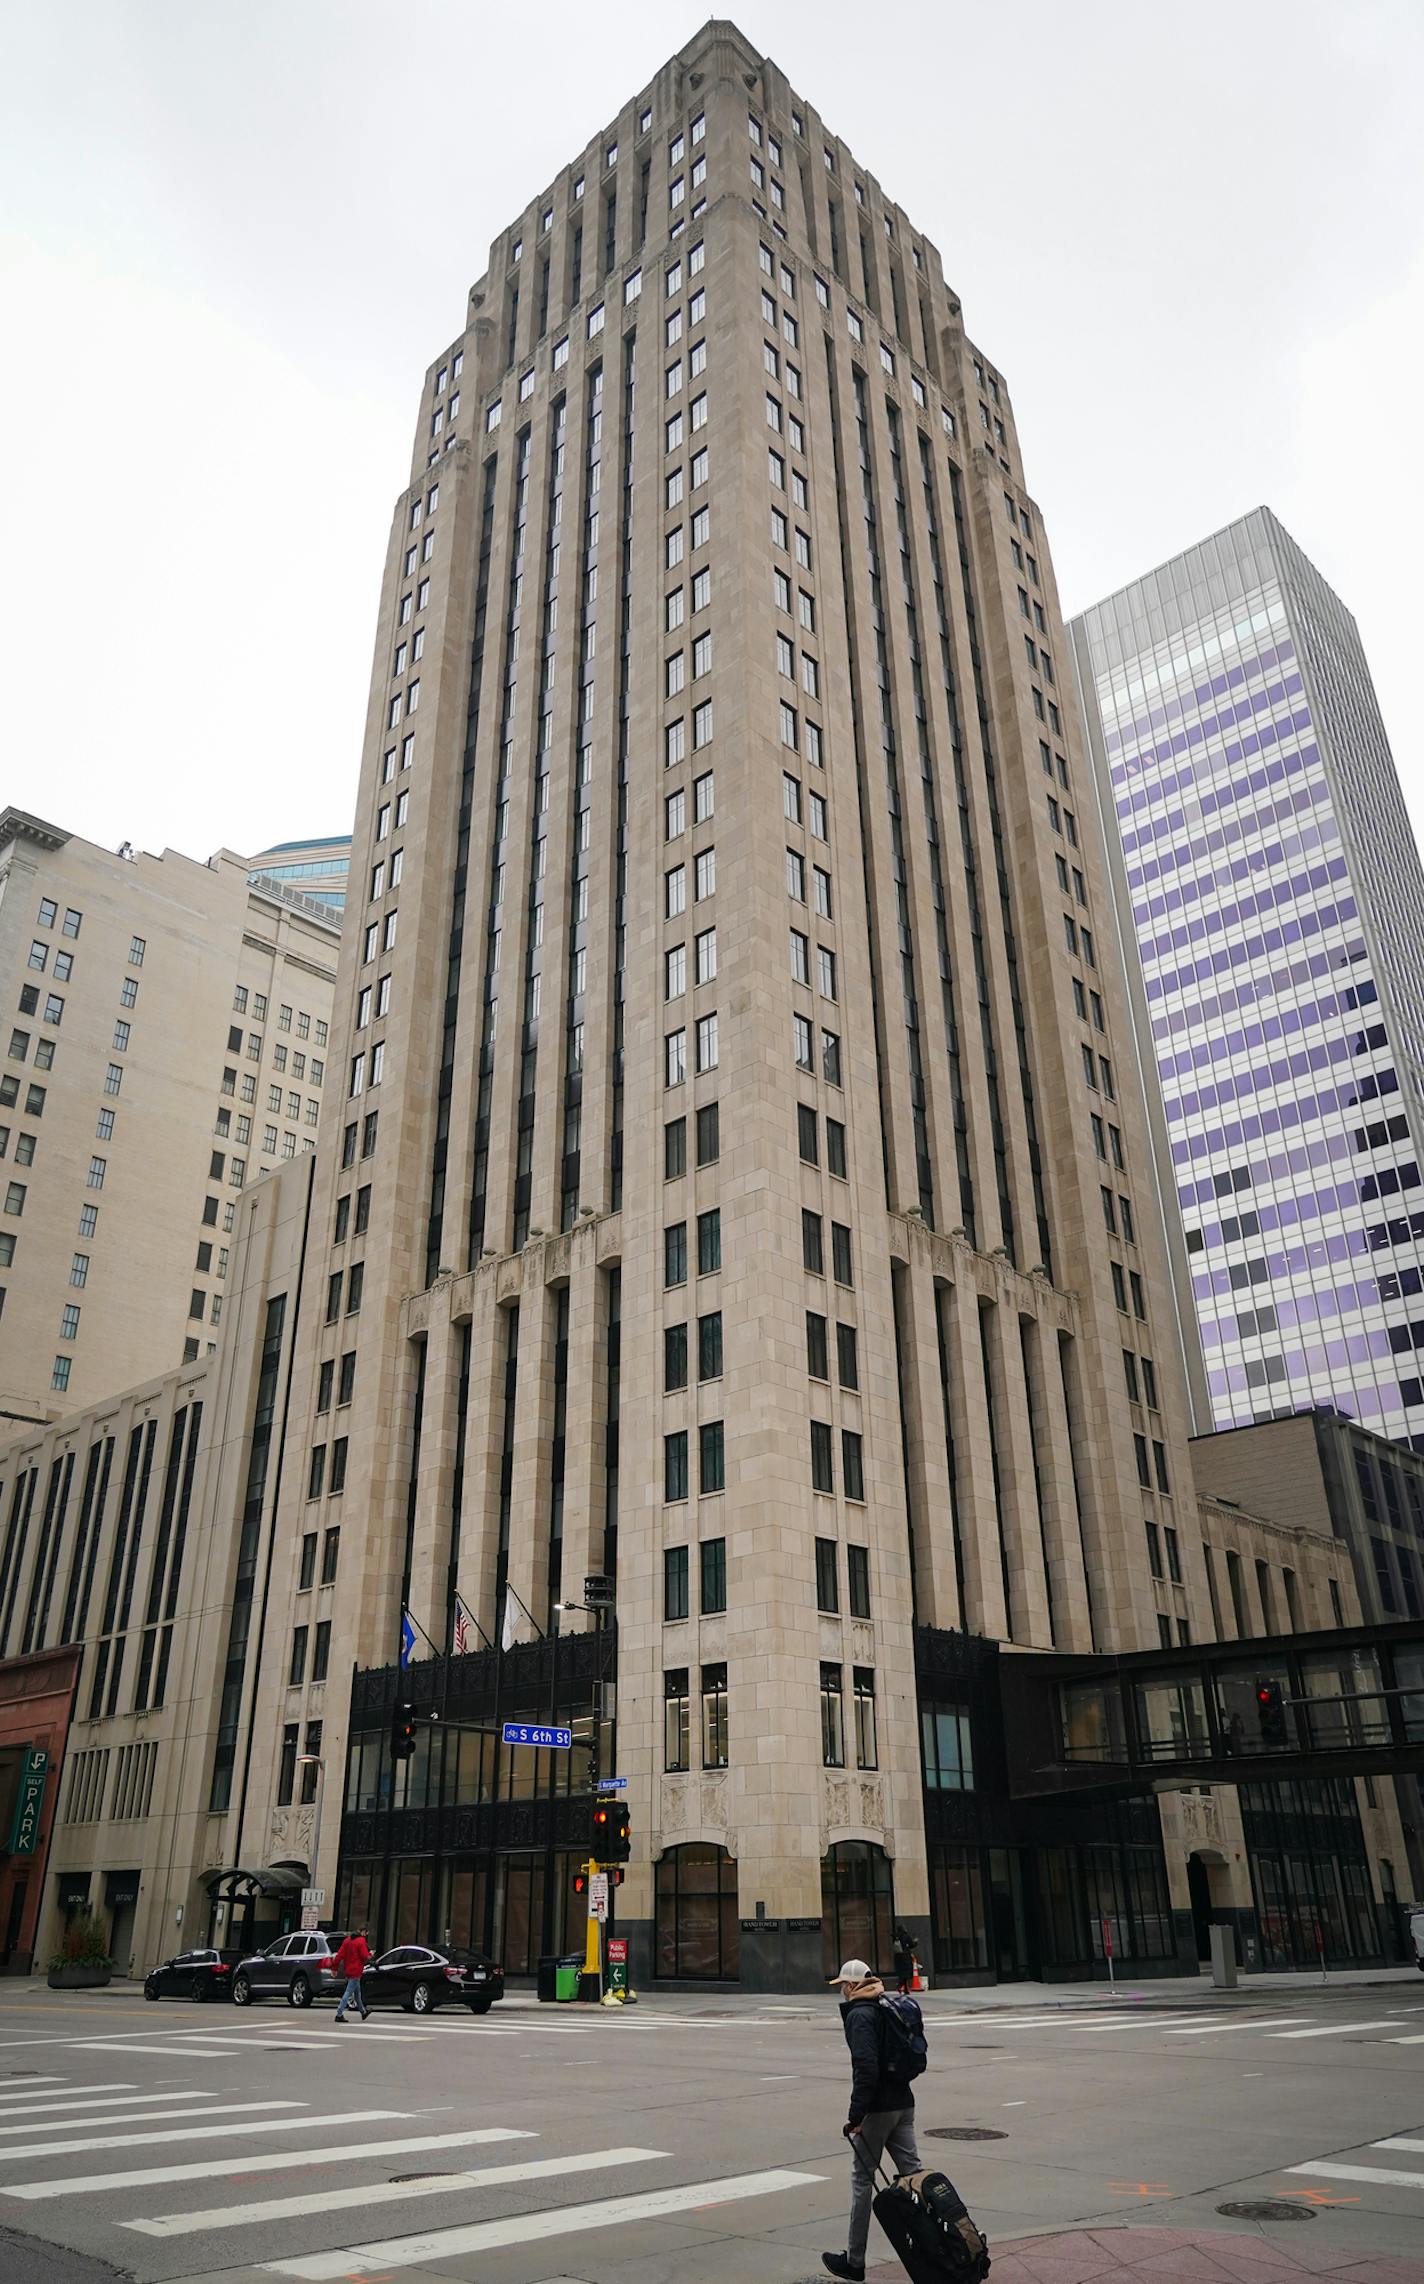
[1255,1679,1288,1749]
[592,1798,631,1862]
[390,1701,418,1761]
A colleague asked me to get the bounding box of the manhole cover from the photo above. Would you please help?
[389,2172,452,2183]
[1217,2200,1314,2223]
[926,2126,1008,2142]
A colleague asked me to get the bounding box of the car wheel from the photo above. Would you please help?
[189,1981,206,2003]
[144,1980,159,2001]
[411,1980,435,2015]
[290,1974,312,2009]
[233,1975,252,2006]
[467,1994,493,2015]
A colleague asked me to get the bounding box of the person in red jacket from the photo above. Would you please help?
[332,1926,372,2022]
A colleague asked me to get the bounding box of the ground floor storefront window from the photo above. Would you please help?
[655,1842,739,1979]
[821,1841,894,1978]
[336,1850,581,1971]
[1240,1779,1381,1967]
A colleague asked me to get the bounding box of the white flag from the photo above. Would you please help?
[501,1592,520,1653]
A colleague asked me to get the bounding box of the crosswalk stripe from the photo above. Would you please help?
[1071,2013,1215,2032]
[0,2092,218,2133]
[0,2108,406,2164]
[1375,2136,1424,2154]
[257,2165,830,2278]
[4,2126,535,2200]
[0,2084,133,2105]
[163,2036,332,2053]
[0,2078,69,2095]
[1163,2018,1306,2036]
[1385,2034,1424,2046]
[1268,2020,1407,2039]
[126,2144,669,2235]
[73,2041,243,2058]
[1288,2160,1424,2191]
[240,2025,498,2043]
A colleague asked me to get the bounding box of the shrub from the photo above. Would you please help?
[49,1907,111,1970]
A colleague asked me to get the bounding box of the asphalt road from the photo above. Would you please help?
[0,1979,1422,2283]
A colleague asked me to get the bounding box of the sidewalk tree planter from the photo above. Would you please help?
[46,1907,112,1989]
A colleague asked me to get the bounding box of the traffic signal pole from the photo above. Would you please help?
[582,1855,602,1995]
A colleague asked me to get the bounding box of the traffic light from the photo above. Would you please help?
[573,1862,623,1894]
[390,1700,418,1760]
[593,1798,630,1863]
[1255,1679,1288,1750]
[573,1869,589,1897]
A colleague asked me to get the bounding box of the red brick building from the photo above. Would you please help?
[0,1647,81,1974]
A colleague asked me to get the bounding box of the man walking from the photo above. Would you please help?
[331,1926,372,2022]
[822,1957,922,2283]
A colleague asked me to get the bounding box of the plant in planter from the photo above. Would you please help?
[47,1908,113,1988]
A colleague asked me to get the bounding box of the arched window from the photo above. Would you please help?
[822,1840,894,1978]
[655,1843,739,1980]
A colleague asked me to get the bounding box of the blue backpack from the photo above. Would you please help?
[878,1991,929,2080]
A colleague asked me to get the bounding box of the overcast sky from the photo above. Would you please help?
[5,0,1421,864]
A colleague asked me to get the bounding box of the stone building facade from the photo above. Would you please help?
[0,808,339,1420]
[202,24,1403,1986]
[0,1157,318,1976]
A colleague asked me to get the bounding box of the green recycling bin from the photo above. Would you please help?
[555,1961,581,2002]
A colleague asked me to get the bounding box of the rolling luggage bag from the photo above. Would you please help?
[851,2136,991,2282]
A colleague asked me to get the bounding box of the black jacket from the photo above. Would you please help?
[841,1993,916,2125]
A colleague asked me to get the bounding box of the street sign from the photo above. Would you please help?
[607,1936,628,1992]
[589,1873,609,1922]
[501,1721,573,1749]
[301,1887,326,1908]
[597,1776,628,1791]
[300,1907,321,1930]
[7,1748,49,1857]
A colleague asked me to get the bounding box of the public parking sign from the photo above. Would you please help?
[501,1722,572,1749]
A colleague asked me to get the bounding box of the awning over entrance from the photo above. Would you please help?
[202,1861,308,1902]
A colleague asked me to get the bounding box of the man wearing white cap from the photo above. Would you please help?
[821,1956,923,2281]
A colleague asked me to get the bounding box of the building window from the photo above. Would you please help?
[665,1670,690,1770]
[697,1208,720,1274]
[815,1534,839,1611]
[853,1669,877,1769]
[665,1322,688,1391]
[821,1663,845,1765]
[665,1433,690,1504]
[700,1536,726,1613]
[699,1419,724,1493]
[921,1702,974,1789]
[847,1542,871,1618]
[701,1662,728,1768]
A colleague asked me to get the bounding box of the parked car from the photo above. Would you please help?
[358,1944,505,2015]
[143,1947,241,2002]
[232,1929,350,2008]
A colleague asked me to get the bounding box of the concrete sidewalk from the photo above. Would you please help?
[866,2226,1424,2281]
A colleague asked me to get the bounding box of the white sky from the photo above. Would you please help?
[4,0,1421,863]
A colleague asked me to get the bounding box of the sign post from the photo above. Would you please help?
[7,1748,49,1857]
[1102,1915,1115,1990]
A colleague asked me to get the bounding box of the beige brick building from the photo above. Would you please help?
[224,23,1406,1986]
[0,811,340,1421]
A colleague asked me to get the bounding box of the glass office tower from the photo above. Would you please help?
[1071,508,1424,1451]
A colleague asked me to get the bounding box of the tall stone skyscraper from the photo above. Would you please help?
[1071,510,1424,1459]
[248,23,1279,1987]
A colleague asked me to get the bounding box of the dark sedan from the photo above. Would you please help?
[143,1947,241,2002]
[357,1944,505,2015]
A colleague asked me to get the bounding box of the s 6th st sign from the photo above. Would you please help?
[501,1722,572,1749]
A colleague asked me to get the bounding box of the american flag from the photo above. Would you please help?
[453,1594,472,1657]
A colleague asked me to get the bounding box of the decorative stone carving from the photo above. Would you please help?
[824,1777,850,1829]
[702,1774,728,1828]
[858,1779,885,1829]
[662,1781,687,1832]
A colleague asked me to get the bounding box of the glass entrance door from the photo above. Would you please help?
[987,1849,1029,1980]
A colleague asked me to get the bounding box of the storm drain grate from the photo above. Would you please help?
[926,2126,1008,2142]
[1217,2200,1314,2223]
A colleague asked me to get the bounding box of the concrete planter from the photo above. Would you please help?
[46,1964,111,1990]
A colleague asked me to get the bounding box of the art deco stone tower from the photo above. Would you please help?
[251,22,1213,1986]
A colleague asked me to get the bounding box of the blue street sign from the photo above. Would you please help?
[501,1721,572,1749]
[597,1776,628,1790]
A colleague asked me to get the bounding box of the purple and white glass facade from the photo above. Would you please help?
[1071,510,1424,1452]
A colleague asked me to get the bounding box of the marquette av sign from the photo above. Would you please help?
[501,1721,573,1749]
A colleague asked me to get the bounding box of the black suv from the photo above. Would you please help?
[232,1929,349,2008]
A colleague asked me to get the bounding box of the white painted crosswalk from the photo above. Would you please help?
[0,2067,828,2278]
